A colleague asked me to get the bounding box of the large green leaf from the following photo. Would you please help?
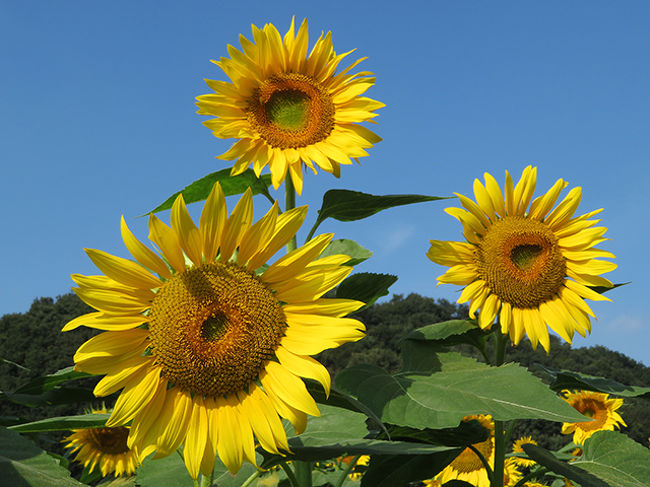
[384,420,488,447]
[9,413,111,432]
[533,364,650,399]
[261,405,459,469]
[12,367,90,395]
[572,431,650,487]
[336,352,587,429]
[135,451,258,487]
[402,320,487,350]
[335,273,397,310]
[0,427,84,486]
[319,239,373,266]
[146,168,273,214]
[522,443,610,487]
[313,190,446,229]
[361,450,462,487]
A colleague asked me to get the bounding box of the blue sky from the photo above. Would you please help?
[2,1,649,365]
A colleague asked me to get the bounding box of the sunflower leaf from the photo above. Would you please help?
[401,320,488,350]
[572,431,650,487]
[522,443,611,487]
[0,426,84,486]
[260,405,460,469]
[8,413,111,432]
[12,366,91,395]
[335,352,588,429]
[145,168,274,214]
[308,190,447,235]
[319,239,373,266]
[335,273,397,310]
[532,364,650,399]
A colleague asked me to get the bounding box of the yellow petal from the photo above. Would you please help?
[85,249,162,290]
[483,172,506,217]
[74,329,148,362]
[155,389,193,457]
[437,265,478,286]
[273,266,352,302]
[148,215,186,273]
[427,240,475,267]
[107,366,161,427]
[528,178,569,221]
[62,312,148,332]
[171,194,203,266]
[220,188,253,262]
[94,358,151,397]
[121,216,172,279]
[128,379,168,453]
[261,361,319,416]
[200,183,227,263]
[183,397,208,480]
[239,201,278,266]
[276,346,331,396]
[478,294,499,329]
[73,287,149,315]
[282,298,364,317]
[473,179,496,221]
[263,233,333,284]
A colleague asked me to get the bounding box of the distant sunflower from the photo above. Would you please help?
[339,454,370,481]
[437,414,494,487]
[503,458,523,486]
[427,166,616,352]
[196,18,383,195]
[511,436,537,467]
[63,408,140,477]
[561,390,626,444]
[63,183,365,478]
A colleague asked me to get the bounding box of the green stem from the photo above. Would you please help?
[285,176,297,252]
[492,325,509,487]
[280,462,300,487]
[240,469,262,487]
[293,461,313,487]
[334,455,361,487]
[200,472,213,487]
[494,328,507,367]
[504,419,517,444]
[193,479,199,487]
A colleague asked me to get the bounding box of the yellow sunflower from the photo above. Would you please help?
[560,390,626,445]
[511,435,537,468]
[422,479,442,487]
[196,18,383,195]
[63,408,140,477]
[339,454,370,481]
[503,458,523,486]
[63,183,365,478]
[437,414,494,487]
[427,165,616,352]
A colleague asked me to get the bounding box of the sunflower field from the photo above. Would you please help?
[2,17,650,487]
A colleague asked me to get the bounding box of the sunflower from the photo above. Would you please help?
[63,407,140,477]
[427,166,616,352]
[503,458,523,486]
[437,414,494,487]
[63,183,365,478]
[560,390,626,444]
[195,18,383,195]
[511,435,537,468]
[339,454,370,481]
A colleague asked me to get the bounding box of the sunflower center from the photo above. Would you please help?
[476,216,566,308]
[148,262,286,397]
[87,427,130,455]
[451,417,494,474]
[247,73,335,149]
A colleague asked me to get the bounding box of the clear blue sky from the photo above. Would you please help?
[2,1,649,365]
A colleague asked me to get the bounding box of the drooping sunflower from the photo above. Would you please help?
[511,435,537,468]
[437,414,494,487]
[427,166,616,352]
[560,390,626,444]
[63,408,140,477]
[195,18,383,195]
[63,183,365,478]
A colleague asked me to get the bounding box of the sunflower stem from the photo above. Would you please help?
[285,176,298,253]
[334,455,361,487]
[293,461,313,487]
[492,327,509,487]
[200,472,212,487]
[280,462,300,487]
[240,469,262,487]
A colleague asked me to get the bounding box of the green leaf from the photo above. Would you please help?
[573,431,650,487]
[9,413,111,432]
[135,451,258,487]
[384,420,488,447]
[533,364,650,399]
[361,450,462,487]
[319,239,373,266]
[588,281,629,295]
[3,387,96,408]
[314,190,446,228]
[336,353,588,430]
[522,443,610,487]
[335,273,397,309]
[402,320,487,349]
[261,405,459,469]
[0,426,84,486]
[12,367,90,395]
[146,168,273,214]
[1,357,29,371]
